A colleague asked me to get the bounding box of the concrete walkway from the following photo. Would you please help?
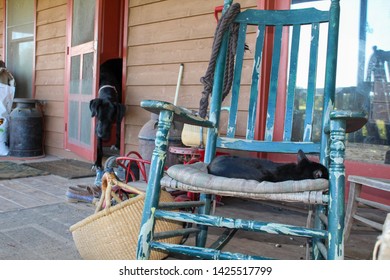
[0,172,96,259]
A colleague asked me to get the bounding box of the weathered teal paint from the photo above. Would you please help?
[246,24,264,140]
[155,210,327,239]
[328,117,346,259]
[136,0,368,260]
[284,24,301,141]
[227,23,247,139]
[136,109,174,260]
[303,22,320,142]
[150,241,272,260]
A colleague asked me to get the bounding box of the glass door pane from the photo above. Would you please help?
[6,0,34,98]
[72,0,95,46]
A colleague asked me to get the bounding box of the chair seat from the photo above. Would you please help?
[161,162,329,204]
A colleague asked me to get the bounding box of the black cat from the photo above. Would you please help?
[207,150,328,182]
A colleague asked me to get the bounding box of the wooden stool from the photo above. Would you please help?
[345,175,390,240]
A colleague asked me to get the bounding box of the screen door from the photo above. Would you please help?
[65,0,100,160]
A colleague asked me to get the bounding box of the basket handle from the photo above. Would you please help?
[95,172,145,213]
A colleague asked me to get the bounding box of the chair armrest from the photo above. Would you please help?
[141,100,215,128]
[330,111,367,133]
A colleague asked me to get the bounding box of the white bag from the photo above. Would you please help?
[0,67,15,155]
[0,82,15,118]
[0,117,9,155]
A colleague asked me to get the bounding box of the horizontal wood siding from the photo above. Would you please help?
[125,0,257,154]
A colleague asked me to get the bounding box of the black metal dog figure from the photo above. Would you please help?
[90,59,126,170]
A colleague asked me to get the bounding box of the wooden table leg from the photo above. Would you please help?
[344,181,362,240]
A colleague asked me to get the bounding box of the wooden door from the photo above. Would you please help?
[65,0,101,160]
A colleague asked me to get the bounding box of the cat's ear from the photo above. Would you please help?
[297,149,309,163]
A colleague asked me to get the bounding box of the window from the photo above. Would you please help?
[6,0,34,98]
[292,0,390,165]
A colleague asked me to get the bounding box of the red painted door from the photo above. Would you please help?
[65,0,101,161]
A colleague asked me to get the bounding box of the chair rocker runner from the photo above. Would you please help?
[136,0,367,260]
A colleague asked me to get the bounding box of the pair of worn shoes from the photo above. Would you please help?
[66,185,102,204]
[66,168,105,204]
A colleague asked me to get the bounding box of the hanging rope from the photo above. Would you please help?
[199,3,241,119]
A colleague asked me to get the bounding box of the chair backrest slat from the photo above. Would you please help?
[283,24,301,141]
[264,24,283,141]
[218,137,321,154]
[303,22,320,142]
[227,23,248,138]
[246,24,266,140]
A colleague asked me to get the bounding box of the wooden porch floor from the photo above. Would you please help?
[0,157,385,260]
[204,196,385,260]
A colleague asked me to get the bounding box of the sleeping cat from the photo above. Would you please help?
[207,150,328,182]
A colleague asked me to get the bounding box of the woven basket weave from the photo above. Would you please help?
[70,173,182,260]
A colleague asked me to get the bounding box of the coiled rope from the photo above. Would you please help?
[199,3,241,118]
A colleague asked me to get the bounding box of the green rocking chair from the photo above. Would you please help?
[136,0,367,260]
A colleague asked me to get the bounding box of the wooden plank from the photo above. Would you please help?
[44,131,64,149]
[236,8,329,25]
[125,85,203,107]
[128,38,214,66]
[36,53,65,70]
[246,24,265,140]
[36,21,66,41]
[126,61,254,86]
[124,144,140,154]
[353,214,383,231]
[124,104,247,139]
[36,5,66,26]
[127,63,205,86]
[356,197,390,212]
[217,137,321,154]
[35,69,64,86]
[348,176,390,192]
[128,33,256,66]
[264,24,283,142]
[129,0,257,26]
[41,100,64,118]
[130,0,162,8]
[284,24,301,141]
[126,85,250,110]
[44,146,87,160]
[35,85,64,102]
[124,124,143,145]
[125,106,151,126]
[227,23,248,138]
[37,0,67,12]
[128,14,217,46]
[44,116,65,134]
[36,37,66,56]
[303,22,320,142]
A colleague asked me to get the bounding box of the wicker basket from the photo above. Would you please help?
[70,173,182,260]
